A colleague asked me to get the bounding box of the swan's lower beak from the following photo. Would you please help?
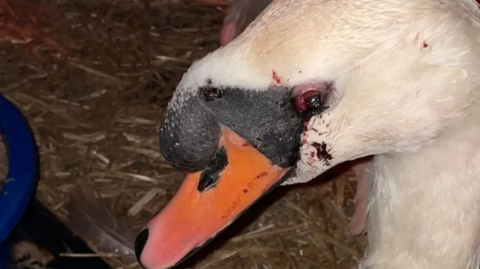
[134,128,289,269]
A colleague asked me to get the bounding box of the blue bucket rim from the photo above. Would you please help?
[0,94,37,244]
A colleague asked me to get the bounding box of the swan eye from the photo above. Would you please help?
[292,90,328,115]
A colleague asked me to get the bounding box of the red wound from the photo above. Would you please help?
[272,71,281,85]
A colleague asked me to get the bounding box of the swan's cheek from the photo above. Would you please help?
[293,129,336,183]
[283,114,366,186]
[282,117,337,185]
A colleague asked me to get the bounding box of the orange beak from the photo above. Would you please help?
[135,128,290,269]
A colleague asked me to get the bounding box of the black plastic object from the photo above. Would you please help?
[8,198,113,269]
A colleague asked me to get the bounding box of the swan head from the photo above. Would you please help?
[135,0,480,268]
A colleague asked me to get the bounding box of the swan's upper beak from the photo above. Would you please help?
[135,127,290,269]
[134,83,303,269]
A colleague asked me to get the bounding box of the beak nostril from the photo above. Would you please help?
[135,228,149,268]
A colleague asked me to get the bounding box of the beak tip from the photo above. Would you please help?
[135,228,149,268]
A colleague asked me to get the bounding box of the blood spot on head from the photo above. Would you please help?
[272,70,281,85]
[422,41,429,48]
[312,142,332,166]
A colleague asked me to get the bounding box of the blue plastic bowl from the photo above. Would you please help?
[0,94,38,267]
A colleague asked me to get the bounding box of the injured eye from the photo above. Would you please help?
[292,90,328,116]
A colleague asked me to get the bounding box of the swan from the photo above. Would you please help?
[135,0,480,268]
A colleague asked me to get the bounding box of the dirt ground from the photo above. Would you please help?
[0,0,366,268]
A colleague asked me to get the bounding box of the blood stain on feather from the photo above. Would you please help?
[312,142,333,166]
